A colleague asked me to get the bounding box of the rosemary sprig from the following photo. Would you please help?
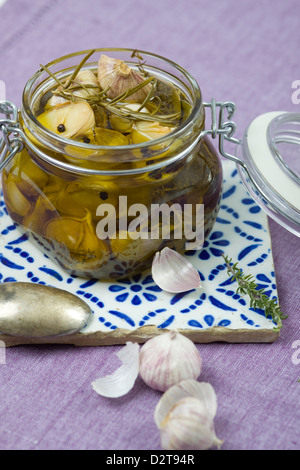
[40,49,181,126]
[222,253,286,331]
[39,63,66,89]
[53,82,107,102]
[108,75,156,105]
[64,49,95,88]
[136,78,157,112]
[39,49,96,91]
[104,105,180,125]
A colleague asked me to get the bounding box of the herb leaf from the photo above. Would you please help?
[222,253,286,331]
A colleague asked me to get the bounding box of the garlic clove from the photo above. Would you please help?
[154,380,218,428]
[98,54,152,102]
[38,101,95,139]
[151,247,202,293]
[109,114,133,134]
[110,232,163,263]
[45,94,69,110]
[71,69,100,99]
[91,342,140,398]
[139,330,202,392]
[75,69,98,86]
[46,70,99,109]
[110,103,150,133]
[4,179,32,217]
[93,127,129,146]
[122,103,150,114]
[94,106,109,128]
[130,120,174,144]
[159,396,223,450]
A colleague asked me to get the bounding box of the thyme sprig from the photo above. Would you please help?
[222,253,286,331]
[40,49,181,126]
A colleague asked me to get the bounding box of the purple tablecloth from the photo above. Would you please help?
[0,0,299,451]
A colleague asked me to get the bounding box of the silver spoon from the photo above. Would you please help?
[0,282,92,338]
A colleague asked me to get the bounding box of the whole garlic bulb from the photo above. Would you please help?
[139,330,202,392]
[160,396,223,450]
[98,54,152,102]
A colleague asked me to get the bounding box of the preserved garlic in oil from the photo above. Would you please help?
[1,50,222,280]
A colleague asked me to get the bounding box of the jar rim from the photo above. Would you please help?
[21,48,203,155]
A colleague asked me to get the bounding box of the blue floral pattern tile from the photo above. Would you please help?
[0,161,279,339]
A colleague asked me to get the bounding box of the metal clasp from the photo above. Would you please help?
[203,99,243,166]
[0,101,24,172]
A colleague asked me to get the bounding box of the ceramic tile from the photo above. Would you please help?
[0,161,279,342]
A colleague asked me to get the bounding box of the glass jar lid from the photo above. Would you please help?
[236,111,300,237]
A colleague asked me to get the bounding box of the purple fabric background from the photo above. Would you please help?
[0,0,299,450]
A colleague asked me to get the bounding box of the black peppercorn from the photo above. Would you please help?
[83,136,91,144]
[99,191,109,200]
[57,124,66,133]
[148,169,162,180]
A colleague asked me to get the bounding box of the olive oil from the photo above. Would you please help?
[1,51,222,279]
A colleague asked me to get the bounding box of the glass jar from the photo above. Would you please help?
[0,48,223,280]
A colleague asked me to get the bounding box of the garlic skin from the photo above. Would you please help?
[92,342,140,398]
[98,54,152,102]
[139,330,202,392]
[152,247,202,293]
[159,396,223,450]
